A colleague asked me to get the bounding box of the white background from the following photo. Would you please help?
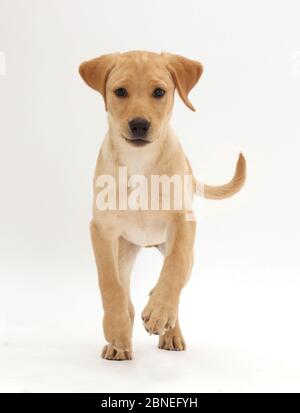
[1,0,300,392]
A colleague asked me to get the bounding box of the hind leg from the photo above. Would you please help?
[118,237,140,331]
[159,319,186,351]
[155,242,189,351]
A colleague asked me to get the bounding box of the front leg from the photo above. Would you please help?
[90,220,132,360]
[142,214,195,335]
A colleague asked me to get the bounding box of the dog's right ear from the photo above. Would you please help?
[79,53,118,110]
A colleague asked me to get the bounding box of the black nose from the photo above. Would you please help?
[129,118,150,138]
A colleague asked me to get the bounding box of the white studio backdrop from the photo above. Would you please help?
[0,0,300,392]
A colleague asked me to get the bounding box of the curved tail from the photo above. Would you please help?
[194,153,246,200]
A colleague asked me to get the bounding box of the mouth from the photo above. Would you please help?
[122,135,152,147]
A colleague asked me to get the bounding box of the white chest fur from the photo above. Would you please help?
[121,214,167,247]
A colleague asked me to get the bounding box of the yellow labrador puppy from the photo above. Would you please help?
[79,51,246,360]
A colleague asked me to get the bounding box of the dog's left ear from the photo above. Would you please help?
[162,53,203,111]
[79,53,118,111]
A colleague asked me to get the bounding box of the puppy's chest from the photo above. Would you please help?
[121,214,167,247]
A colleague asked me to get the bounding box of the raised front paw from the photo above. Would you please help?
[141,298,178,335]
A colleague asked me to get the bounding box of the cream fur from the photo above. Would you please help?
[79,51,246,360]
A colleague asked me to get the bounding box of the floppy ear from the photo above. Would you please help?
[163,53,203,111]
[79,53,118,111]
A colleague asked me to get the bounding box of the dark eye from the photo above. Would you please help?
[153,88,165,98]
[114,88,128,97]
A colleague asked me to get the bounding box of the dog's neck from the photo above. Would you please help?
[107,120,178,175]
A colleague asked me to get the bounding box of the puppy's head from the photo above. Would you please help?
[79,51,203,146]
